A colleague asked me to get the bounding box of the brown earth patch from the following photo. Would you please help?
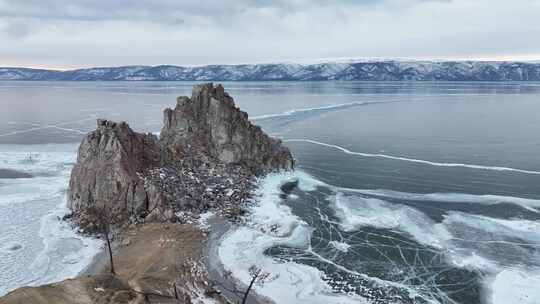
[0,223,224,304]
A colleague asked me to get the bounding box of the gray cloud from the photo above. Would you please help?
[0,0,538,68]
[0,0,446,24]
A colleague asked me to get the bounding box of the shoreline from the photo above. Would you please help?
[77,241,108,277]
[1,222,228,303]
[1,83,294,303]
[2,217,273,303]
[72,213,274,304]
[203,215,274,304]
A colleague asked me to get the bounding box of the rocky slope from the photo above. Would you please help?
[2,60,540,81]
[67,83,294,226]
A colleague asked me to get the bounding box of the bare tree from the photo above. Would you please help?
[87,205,117,275]
[241,266,271,304]
[213,265,275,304]
[101,210,115,275]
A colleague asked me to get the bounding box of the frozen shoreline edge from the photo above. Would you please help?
[203,215,273,304]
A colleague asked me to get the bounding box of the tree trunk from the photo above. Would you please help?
[241,275,258,304]
[173,283,179,299]
[105,231,115,275]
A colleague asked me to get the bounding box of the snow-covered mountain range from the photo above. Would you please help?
[1,61,540,81]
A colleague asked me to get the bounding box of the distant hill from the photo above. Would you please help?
[2,61,540,81]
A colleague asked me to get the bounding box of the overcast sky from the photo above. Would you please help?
[0,0,539,69]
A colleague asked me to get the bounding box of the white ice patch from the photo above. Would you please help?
[487,217,540,236]
[443,212,540,245]
[332,193,451,249]
[329,241,351,253]
[275,169,540,213]
[449,251,498,272]
[30,198,102,285]
[294,170,325,192]
[218,172,368,304]
[0,144,102,296]
[490,270,540,304]
[340,188,540,213]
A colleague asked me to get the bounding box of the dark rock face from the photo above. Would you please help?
[279,178,299,199]
[68,84,294,225]
[68,119,160,221]
[160,83,294,173]
[280,179,299,195]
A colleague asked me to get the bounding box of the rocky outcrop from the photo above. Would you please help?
[68,119,160,222]
[160,83,294,173]
[68,84,294,225]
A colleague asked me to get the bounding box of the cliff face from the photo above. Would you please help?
[161,83,293,172]
[68,119,160,221]
[68,83,294,225]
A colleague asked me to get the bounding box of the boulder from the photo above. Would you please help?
[280,178,299,195]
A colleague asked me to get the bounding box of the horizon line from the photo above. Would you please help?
[2,57,540,72]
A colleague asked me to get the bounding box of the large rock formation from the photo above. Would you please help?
[160,83,294,172]
[68,120,160,221]
[68,83,294,225]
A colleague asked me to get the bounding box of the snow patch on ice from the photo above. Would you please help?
[332,193,452,249]
[490,269,540,304]
[329,241,351,253]
[0,144,102,296]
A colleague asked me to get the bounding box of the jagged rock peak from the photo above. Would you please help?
[68,119,160,220]
[160,83,294,173]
